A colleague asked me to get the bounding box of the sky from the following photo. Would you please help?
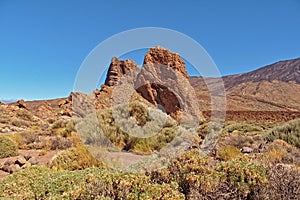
[0,0,300,101]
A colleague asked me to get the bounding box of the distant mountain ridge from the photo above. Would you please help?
[223,57,300,89]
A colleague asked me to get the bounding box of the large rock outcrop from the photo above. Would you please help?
[104,57,138,87]
[135,47,199,122]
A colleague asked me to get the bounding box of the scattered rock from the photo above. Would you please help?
[241,146,253,154]
[24,155,32,161]
[0,156,36,174]
[15,156,27,166]
[3,160,14,166]
[21,161,31,169]
[8,164,22,174]
[28,157,38,165]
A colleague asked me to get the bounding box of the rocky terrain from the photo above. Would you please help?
[0,47,299,199]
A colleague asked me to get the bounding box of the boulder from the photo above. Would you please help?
[241,146,253,154]
[8,164,21,174]
[28,157,38,165]
[15,156,27,166]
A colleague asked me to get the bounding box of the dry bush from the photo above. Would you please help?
[16,109,33,121]
[0,136,18,158]
[16,132,72,150]
[256,164,300,199]
[50,145,101,171]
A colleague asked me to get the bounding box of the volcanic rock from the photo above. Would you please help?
[143,46,189,79]
[105,57,138,87]
[16,99,28,109]
[135,47,199,123]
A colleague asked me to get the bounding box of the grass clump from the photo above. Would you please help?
[264,118,300,148]
[0,136,18,158]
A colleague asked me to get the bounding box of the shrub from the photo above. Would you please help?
[223,122,263,135]
[265,118,300,148]
[11,119,30,127]
[151,150,268,199]
[257,164,300,199]
[218,145,242,161]
[0,167,184,199]
[95,102,179,153]
[16,109,33,121]
[263,146,287,164]
[222,133,255,149]
[0,136,18,158]
[50,145,101,170]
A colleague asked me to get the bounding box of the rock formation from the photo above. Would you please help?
[104,57,138,87]
[135,46,199,123]
[16,99,28,109]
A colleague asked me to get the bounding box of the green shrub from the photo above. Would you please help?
[223,122,263,135]
[0,166,184,199]
[0,136,18,158]
[265,118,300,148]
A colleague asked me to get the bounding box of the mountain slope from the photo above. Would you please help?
[190,57,300,112]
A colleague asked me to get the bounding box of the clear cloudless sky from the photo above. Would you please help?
[0,0,300,101]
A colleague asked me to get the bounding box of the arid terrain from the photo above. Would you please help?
[0,47,299,199]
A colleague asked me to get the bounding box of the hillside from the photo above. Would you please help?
[190,57,300,115]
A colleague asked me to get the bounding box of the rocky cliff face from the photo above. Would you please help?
[104,57,138,87]
[143,46,189,79]
[135,47,199,122]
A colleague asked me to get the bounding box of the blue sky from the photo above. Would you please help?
[0,0,300,100]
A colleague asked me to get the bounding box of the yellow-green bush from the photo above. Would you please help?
[218,145,243,161]
[50,145,101,170]
[0,136,18,158]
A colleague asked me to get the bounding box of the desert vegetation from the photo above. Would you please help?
[0,113,299,199]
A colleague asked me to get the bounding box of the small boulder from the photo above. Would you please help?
[241,146,253,154]
[21,161,31,169]
[28,157,38,165]
[15,156,27,166]
[8,164,21,174]
[24,155,32,161]
[3,160,14,166]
